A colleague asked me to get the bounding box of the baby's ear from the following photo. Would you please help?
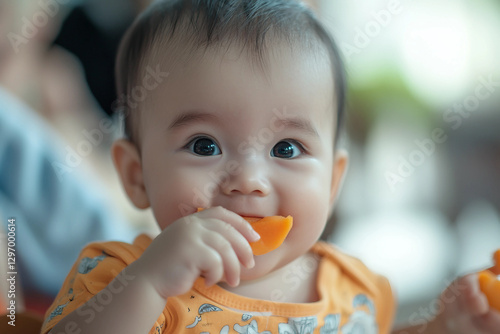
[329,149,349,209]
[111,139,150,209]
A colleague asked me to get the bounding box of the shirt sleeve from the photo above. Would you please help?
[318,242,397,334]
[374,274,397,334]
[41,239,167,334]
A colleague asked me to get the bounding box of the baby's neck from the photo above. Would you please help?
[218,251,320,304]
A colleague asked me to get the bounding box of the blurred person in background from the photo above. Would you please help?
[0,0,153,316]
[53,0,153,116]
[0,0,105,144]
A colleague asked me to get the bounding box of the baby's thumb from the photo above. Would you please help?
[456,274,490,316]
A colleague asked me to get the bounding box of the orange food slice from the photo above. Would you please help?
[494,250,500,272]
[478,270,500,311]
[244,215,293,256]
[197,208,293,255]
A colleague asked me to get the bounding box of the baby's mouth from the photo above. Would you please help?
[196,208,293,255]
[241,215,293,256]
[236,214,264,222]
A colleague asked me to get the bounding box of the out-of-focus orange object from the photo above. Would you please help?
[196,208,293,255]
[494,250,500,271]
[243,215,293,255]
[478,249,500,311]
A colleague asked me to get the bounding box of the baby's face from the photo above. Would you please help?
[136,43,341,278]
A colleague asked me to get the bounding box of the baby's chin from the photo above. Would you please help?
[238,263,269,281]
[239,251,293,281]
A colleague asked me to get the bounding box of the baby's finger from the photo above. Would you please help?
[494,250,500,273]
[471,309,500,333]
[457,274,489,316]
[203,233,241,287]
[207,219,255,269]
[197,206,261,242]
[197,247,224,287]
[488,265,500,276]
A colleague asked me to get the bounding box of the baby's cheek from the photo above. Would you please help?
[150,184,194,230]
[155,168,221,230]
[298,176,331,209]
[287,187,330,242]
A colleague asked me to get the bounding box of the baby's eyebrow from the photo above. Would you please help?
[275,117,319,138]
[168,110,319,138]
[168,110,218,130]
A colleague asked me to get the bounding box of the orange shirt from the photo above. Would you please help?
[42,234,396,334]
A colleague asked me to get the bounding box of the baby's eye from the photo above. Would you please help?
[271,140,303,159]
[187,137,221,156]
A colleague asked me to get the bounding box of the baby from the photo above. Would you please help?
[42,1,500,333]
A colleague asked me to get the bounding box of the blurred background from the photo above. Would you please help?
[317,0,500,326]
[0,0,499,329]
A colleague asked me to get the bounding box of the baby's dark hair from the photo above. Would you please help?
[115,0,346,145]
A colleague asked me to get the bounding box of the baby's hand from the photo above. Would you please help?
[130,207,260,300]
[436,274,500,333]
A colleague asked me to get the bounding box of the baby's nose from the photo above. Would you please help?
[220,159,270,196]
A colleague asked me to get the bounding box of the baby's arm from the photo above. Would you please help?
[391,274,500,334]
[49,263,167,334]
[49,207,259,334]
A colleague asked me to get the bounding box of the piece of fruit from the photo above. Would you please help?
[478,270,500,311]
[478,249,500,311]
[245,215,293,255]
[494,250,500,271]
[197,208,293,255]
